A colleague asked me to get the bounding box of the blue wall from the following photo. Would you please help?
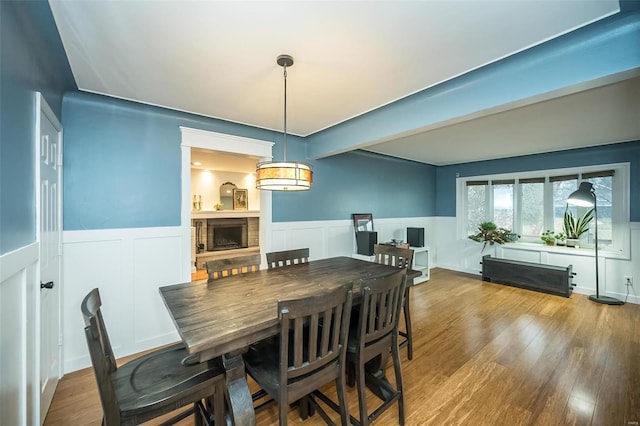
[63,92,434,230]
[273,149,435,222]
[0,1,76,254]
[435,141,640,221]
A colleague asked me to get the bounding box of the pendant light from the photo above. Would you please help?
[256,55,313,191]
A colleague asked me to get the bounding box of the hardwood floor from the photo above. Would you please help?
[44,268,640,425]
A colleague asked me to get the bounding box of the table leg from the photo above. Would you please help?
[363,352,397,401]
[222,353,255,426]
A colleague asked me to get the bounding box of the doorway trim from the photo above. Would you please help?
[180,127,273,280]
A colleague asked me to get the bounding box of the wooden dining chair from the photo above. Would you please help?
[243,284,353,426]
[372,244,416,360]
[205,253,261,281]
[347,269,407,426]
[265,248,310,269]
[81,288,227,426]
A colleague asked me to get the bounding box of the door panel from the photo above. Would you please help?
[39,102,62,422]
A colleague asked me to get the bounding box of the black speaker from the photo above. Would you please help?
[407,227,424,247]
[356,231,377,256]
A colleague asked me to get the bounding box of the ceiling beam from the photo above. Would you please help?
[307,10,640,160]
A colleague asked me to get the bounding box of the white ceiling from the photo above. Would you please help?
[50,0,637,166]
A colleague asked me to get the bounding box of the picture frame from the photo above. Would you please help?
[233,188,248,210]
[351,213,373,237]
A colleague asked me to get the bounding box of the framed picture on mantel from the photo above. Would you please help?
[233,188,248,210]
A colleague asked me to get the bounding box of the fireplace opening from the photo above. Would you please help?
[206,218,248,251]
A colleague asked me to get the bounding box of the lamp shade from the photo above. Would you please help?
[566,182,595,207]
[255,161,312,191]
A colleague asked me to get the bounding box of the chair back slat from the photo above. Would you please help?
[206,253,261,281]
[266,248,310,269]
[373,244,414,270]
[278,285,352,381]
[358,270,407,346]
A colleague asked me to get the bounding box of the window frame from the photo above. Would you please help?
[456,162,630,257]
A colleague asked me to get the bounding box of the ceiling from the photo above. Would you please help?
[50,0,638,167]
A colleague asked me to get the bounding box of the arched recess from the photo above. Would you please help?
[180,127,274,279]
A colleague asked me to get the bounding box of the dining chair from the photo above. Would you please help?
[347,269,407,426]
[372,244,416,360]
[243,284,353,426]
[205,253,261,281]
[81,288,227,426]
[265,248,310,269]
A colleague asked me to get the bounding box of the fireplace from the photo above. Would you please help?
[206,218,248,251]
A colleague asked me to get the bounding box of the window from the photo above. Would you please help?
[457,163,629,255]
[520,178,544,239]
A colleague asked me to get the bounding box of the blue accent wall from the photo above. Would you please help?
[273,149,435,222]
[63,92,277,230]
[435,141,640,221]
[0,0,76,254]
[62,93,433,229]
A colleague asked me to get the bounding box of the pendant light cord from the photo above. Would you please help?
[283,63,288,162]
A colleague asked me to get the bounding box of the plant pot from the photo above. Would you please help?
[544,241,555,246]
[566,238,579,248]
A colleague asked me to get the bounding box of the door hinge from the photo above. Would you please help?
[58,334,63,346]
[58,243,63,256]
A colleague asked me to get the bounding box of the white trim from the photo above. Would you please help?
[180,128,274,272]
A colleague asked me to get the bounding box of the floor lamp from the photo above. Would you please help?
[567,182,624,305]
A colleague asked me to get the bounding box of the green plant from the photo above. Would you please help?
[563,207,594,239]
[541,230,556,245]
[554,232,566,244]
[468,222,512,251]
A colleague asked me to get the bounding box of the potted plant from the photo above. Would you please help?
[554,232,566,246]
[468,221,512,251]
[563,207,594,247]
[541,230,556,246]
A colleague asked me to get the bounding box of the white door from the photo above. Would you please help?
[38,96,63,422]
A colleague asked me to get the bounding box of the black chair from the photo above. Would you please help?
[205,253,261,282]
[372,244,416,360]
[81,288,226,425]
[243,285,353,425]
[265,248,310,269]
[348,269,407,426]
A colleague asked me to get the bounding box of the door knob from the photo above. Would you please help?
[41,281,54,289]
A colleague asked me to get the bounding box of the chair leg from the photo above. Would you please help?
[356,360,369,426]
[336,372,350,426]
[403,288,413,360]
[392,344,405,426]
[213,380,226,426]
[279,396,289,426]
[194,402,204,426]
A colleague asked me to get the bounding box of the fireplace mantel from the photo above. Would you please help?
[192,210,260,220]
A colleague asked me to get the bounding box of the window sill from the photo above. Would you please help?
[499,241,629,260]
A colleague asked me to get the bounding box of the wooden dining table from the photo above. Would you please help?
[159,256,411,425]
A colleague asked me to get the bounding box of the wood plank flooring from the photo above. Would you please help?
[44,268,640,425]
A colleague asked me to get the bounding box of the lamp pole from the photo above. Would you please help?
[593,193,600,299]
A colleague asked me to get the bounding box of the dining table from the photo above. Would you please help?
[159,256,415,425]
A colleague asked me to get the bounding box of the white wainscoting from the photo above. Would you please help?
[62,217,434,373]
[433,217,640,304]
[62,216,637,373]
[0,243,40,426]
[62,227,186,373]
